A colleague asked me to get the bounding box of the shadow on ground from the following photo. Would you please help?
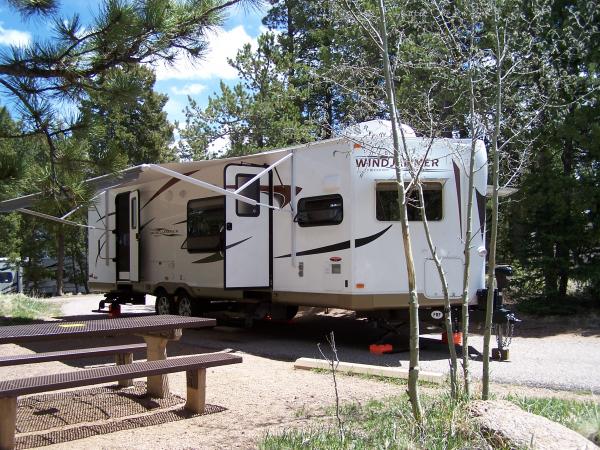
[15,383,225,450]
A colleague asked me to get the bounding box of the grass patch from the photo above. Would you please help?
[507,395,600,445]
[0,293,60,323]
[261,394,504,450]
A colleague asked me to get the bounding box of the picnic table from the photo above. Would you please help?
[0,314,242,450]
[0,314,216,397]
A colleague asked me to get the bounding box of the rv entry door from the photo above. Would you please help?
[224,165,272,289]
[115,190,140,282]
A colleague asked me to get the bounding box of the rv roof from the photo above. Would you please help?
[0,138,348,213]
[0,132,480,213]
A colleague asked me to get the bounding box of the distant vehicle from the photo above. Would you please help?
[0,258,22,294]
[0,257,85,297]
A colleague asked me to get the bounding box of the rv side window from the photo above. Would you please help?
[236,173,260,217]
[187,197,225,253]
[296,194,343,227]
[376,182,443,221]
[0,272,13,283]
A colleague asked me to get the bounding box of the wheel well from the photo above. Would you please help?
[174,288,190,300]
[154,287,168,298]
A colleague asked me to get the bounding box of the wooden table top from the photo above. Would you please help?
[0,315,216,344]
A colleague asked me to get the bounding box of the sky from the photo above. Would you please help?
[0,0,267,124]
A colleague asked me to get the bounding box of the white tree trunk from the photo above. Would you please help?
[377,0,422,421]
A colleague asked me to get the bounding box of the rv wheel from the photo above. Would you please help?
[177,294,194,317]
[155,292,174,315]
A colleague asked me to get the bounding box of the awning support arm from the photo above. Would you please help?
[60,190,104,219]
[234,153,293,195]
[290,149,297,267]
[17,208,105,230]
[142,164,281,211]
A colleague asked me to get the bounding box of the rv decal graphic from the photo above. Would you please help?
[140,217,155,231]
[193,253,223,264]
[453,161,463,236]
[225,184,302,208]
[226,237,251,249]
[355,225,392,247]
[476,189,486,238]
[95,238,106,265]
[97,211,116,221]
[192,237,252,264]
[142,169,199,209]
[272,185,302,208]
[355,156,444,172]
[276,226,392,259]
[150,227,182,237]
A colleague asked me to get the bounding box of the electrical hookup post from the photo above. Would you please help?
[476,265,521,361]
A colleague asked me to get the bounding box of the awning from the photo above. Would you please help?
[0,151,296,227]
[0,166,145,213]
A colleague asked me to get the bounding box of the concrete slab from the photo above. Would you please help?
[293,357,444,384]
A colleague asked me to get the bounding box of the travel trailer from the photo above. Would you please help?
[81,120,490,324]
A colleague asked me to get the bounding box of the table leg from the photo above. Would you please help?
[0,396,16,450]
[185,368,206,413]
[143,336,169,398]
[116,352,134,387]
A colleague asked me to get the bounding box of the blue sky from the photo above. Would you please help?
[0,0,267,124]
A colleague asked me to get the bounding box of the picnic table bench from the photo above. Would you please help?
[0,314,242,450]
[0,352,242,450]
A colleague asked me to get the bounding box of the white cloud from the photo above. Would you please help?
[207,135,230,157]
[170,83,206,96]
[163,98,186,123]
[0,25,31,47]
[154,25,256,81]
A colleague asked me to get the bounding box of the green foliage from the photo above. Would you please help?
[79,64,175,172]
[515,294,600,316]
[179,33,317,158]
[261,394,493,449]
[507,395,600,445]
[0,293,60,322]
[499,0,600,301]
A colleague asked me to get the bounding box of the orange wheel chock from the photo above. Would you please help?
[369,344,393,354]
[441,332,463,346]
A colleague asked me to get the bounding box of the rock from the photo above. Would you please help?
[469,400,599,450]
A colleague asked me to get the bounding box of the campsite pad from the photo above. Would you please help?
[15,382,226,449]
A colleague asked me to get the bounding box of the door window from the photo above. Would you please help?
[235,173,260,217]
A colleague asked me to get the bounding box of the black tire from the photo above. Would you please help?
[285,305,299,321]
[155,291,174,315]
[177,293,195,317]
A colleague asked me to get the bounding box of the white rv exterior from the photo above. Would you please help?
[87,122,488,318]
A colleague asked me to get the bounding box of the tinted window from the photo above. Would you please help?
[236,173,260,217]
[0,272,13,283]
[187,197,225,252]
[376,182,443,221]
[297,194,343,227]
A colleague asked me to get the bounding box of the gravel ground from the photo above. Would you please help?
[58,294,600,392]
[0,294,597,449]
